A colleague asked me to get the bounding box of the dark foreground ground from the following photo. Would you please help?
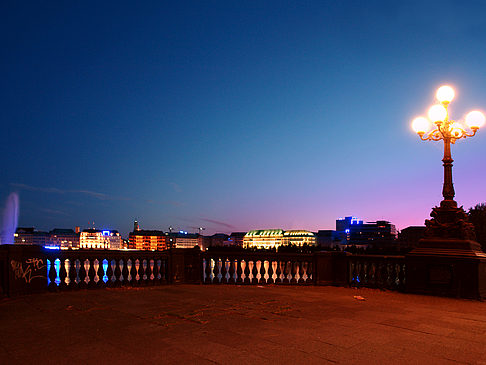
[1,285,486,364]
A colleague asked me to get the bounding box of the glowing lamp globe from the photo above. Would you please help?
[465,110,485,129]
[436,85,455,104]
[428,104,447,123]
[412,116,430,134]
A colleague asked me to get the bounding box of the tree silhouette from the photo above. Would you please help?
[468,203,486,252]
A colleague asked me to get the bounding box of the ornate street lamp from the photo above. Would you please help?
[407,85,486,299]
[411,85,485,241]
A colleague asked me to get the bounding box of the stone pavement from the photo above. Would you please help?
[1,285,486,364]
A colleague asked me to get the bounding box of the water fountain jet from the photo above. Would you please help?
[0,193,19,244]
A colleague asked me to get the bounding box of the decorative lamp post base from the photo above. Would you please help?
[406,201,486,299]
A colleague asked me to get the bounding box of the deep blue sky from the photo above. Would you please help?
[2,1,486,237]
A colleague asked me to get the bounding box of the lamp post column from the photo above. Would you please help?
[441,136,456,207]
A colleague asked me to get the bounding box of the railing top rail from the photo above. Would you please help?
[349,254,405,260]
[42,249,170,260]
[202,251,315,259]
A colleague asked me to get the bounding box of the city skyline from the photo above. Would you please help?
[3,1,486,237]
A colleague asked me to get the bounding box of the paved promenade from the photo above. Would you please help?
[1,285,486,364]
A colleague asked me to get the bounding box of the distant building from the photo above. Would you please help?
[49,228,80,249]
[128,230,167,251]
[167,231,202,249]
[316,230,339,248]
[80,229,105,249]
[244,229,284,249]
[335,216,397,250]
[106,230,122,249]
[229,232,246,247]
[80,229,122,249]
[281,230,316,246]
[14,227,50,246]
[397,226,426,251]
[209,233,230,247]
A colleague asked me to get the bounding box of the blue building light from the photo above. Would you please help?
[44,245,60,250]
[102,230,111,236]
[351,217,362,225]
[345,229,350,233]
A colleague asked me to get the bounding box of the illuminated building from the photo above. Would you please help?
[14,227,49,246]
[128,230,167,251]
[244,229,284,249]
[49,228,80,249]
[335,216,397,249]
[80,229,122,249]
[106,230,122,249]
[281,230,316,246]
[167,231,202,249]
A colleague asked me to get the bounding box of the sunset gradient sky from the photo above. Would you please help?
[2,1,486,236]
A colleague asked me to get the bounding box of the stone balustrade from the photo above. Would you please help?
[348,254,406,290]
[202,252,315,285]
[0,245,406,297]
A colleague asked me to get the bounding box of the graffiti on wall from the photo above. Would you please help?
[11,258,47,283]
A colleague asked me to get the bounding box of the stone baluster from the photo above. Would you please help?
[267,260,274,284]
[251,260,259,284]
[236,259,243,284]
[369,262,376,286]
[58,258,68,290]
[365,261,370,286]
[141,259,148,284]
[222,258,230,284]
[215,258,223,284]
[386,262,393,288]
[67,258,77,289]
[47,258,57,291]
[307,260,313,283]
[77,258,87,289]
[204,257,212,284]
[118,259,126,286]
[350,259,356,286]
[148,259,155,283]
[160,259,167,283]
[281,261,288,284]
[243,260,251,284]
[289,261,297,284]
[105,259,114,287]
[376,262,385,287]
[228,258,236,284]
[152,259,160,283]
[97,259,106,288]
[297,261,304,284]
[87,259,97,288]
[275,261,282,284]
[125,259,133,284]
[74,259,82,288]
